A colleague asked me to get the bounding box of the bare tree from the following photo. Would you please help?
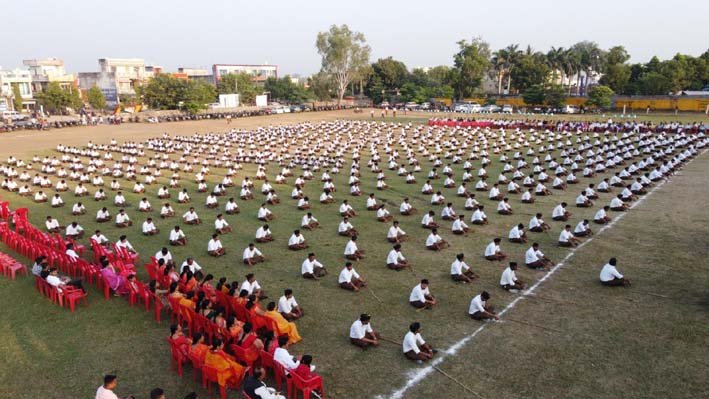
[316,24,371,105]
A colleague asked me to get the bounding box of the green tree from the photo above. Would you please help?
[510,50,550,92]
[307,72,334,101]
[600,63,631,94]
[183,80,217,113]
[139,74,215,112]
[35,82,81,114]
[11,83,23,112]
[522,84,546,106]
[87,86,106,110]
[638,72,672,95]
[451,38,491,99]
[217,73,258,105]
[264,77,309,103]
[586,85,614,109]
[316,24,371,104]
[545,84,567,108]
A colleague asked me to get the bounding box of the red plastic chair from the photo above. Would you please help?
[241,392,254,399]
[228,344,255,373]
[147,290,164,323]
[186,350,204,382]
[167,337,189,376]
[272,360,291,394]
[63,287,88,312]
[290,369,325,399]
[203,364,249,399]
[259,349,275,375]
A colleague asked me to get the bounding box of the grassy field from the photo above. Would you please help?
[0,111,706,399]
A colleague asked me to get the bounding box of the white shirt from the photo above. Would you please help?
[594,208,607,221]
[180,260,202,274]
[402,331,425,354]
[339,203,353,213]
[215,218,229,230]
[409,284,430,302]
[95,386,119,399]
[500,267,517,286]
[559,230,572,242]
[600,263,623,281]
[256,227,271,239]
[208,239,222,251]
[468,294,486,314]
[422,213,435,226]
[425,233,441,246]
[338,220,353,233]
[115,213,130,223]
[471,209,486,222]
[484,242,498,257]
[387,249,405,264]
[388,225,405,238]
[155,250,172,263]
[344,240,358,255]
[91,233,108,244]
[142,221,157,233]
[529,216,542,229]
[450,259,470,275]
[349,319,373,339]
[338,267,360,283]
[278,295,298,313]
[574,222,588,234]
[610,197,624,208]
[301,258,323,274]
[169,229,185,241]
[257,207,271,218]
[274,347,299,371]
[183,211,199,222]
[242,247,263,260]
[552,205,566,218]
[525,247,543,264]
[66,224,83,236]
[289,234,305,246]
[240,280,261,294]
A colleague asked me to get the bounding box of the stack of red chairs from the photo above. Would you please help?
[0,251,28,279]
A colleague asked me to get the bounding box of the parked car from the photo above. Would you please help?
[1,110,26,121]
[379,101,390,108]
[501,105,514,113]
[481,105,501,113]
[404,102,419,110]
[561,105,579,114]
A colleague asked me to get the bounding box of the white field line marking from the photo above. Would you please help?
[381,150,705,399]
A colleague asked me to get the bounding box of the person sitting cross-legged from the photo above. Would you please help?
[409,279,438,309]
[402,322,435,364]
[349,313,381,349]
[599,257,631,287]
[500,262,525,292]
[339,262,367,291]
[469,291,499,320]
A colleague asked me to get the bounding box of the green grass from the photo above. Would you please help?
[0,119,706,399]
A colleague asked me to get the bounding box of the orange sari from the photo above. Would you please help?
[204,349,245,386]
[265,310,302,344]
[190,343,209,362]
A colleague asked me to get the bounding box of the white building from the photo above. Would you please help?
[0,67,35,112]
[23,58,76,94]
[212,64,278,84]
[78,58,148,105]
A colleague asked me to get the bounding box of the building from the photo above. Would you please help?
[22,58,76,94]
[0,67,35,112]
[212,64,278,84]
[78,58,148,105]
[177,67,214,84]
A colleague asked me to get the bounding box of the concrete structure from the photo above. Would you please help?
[0,67,35,112]
[78,58,148,105]
[22,58,76,93]
[212,64,277,83]
[178,67,214,83]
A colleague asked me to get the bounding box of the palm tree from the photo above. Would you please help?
[546,47,566,85]
[564,47,582,95]
[503,44,522,93]
[491,49,509,95]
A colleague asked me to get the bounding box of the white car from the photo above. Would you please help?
[561,105,579,114]
[502,105,513,113]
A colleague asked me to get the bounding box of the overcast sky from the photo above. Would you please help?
[2,0,707,76]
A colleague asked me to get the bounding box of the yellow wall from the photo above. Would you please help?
[435,96,709,111]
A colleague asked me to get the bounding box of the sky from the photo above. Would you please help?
[1,0,707,76]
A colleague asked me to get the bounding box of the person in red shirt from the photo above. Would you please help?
[293,354,322,386]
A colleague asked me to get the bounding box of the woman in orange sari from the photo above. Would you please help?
[204,338,246,387]
[245,295,268,332]
[189,333,209,363]
[237,322,263,364]
[225,315,244,345]
[264,301,302,344]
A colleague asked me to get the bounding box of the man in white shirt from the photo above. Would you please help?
[243,243,265,265]
[277,289,303,321]
[183,207,201,225]
[409,279,438,309]
[115,209,131,228]
[71,202,86,215]
[180,258,202,274]
[421,210,439,229]
[573,219,593,237]
[142,217,158,235]
[45,216,61,233]
[273,337,300,372]
[552,202,571,221]
[95,375,124,399]
[339,262,366,291]
[116,235,136,254]
[288,229,308,251]
[387,220,407,243]
[255,224,273,243]
[403,322,434,363]
[400,198,415,215]
[301,252,327,279]
[497,198,513,215]
[300,212,320,230]
[451,215,470,235]
[65,221,84,239]
[257,203,274,221]
[500,262,525,292]
[425,228,448,251]
[344,235,364,260]
[529,212,550,232]
[594,205,612,224]
[339,200,356,217]
[558,224,581,247]
[207,233,225,257]
[600,257,631,286]
[484,238,507,261]
[169,226,187,246]
[386,244,410,270]
[610,194,629,211]
[471,206,488,225]
[508,223,526,243]
[525,242,554,270]
[469,291,499,320]
[214,213,231,234]
[349,313,380,348]
[240,273,264,297]
[338,217,357,237]
[91,230,109,247]
[451,253,477,283]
